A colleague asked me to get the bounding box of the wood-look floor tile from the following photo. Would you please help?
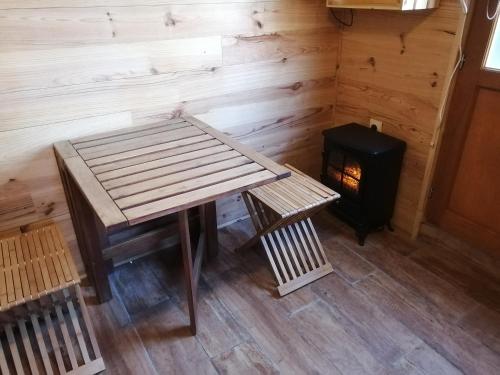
[189,281,251,358]
[111,255,171,316]
[133,300,218,375]
[83,287,157,375]
[135,253,251,359]
[385,358,426,375]
[206,268,343,374]
[212,341,279,375]
[410,243,500,313]
[420,223,500,276]
[311,272,423,365]
[404,343,463,375]
[323,238,375,284]
[340,234,476,322]
[84,213,500,374]
[458,304,500,355]
[290,298,386,374]
[357,272,500,374]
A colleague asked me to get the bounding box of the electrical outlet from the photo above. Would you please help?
[370,118,383,132]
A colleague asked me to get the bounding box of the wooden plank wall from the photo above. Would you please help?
[334,0,461,236]
[0,0,340,272]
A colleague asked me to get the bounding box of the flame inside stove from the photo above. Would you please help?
[328,160,361,196]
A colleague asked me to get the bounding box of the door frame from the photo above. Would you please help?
[426,0,500,249]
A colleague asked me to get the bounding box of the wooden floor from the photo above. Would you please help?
[82,211,500,374]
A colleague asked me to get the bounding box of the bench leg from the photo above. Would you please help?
[178,210,197,335]
[254,218,333,297]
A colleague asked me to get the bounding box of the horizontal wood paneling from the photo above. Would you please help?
[1,0,461,272]
[0,2,332,50]
[0,37,223,92]
[334,0,461,235]
[0,0,339,273]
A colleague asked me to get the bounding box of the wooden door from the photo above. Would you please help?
[427,0,500,253]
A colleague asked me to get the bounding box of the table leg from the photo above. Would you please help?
[178,210,197,335]
[54,154,91,273]
[56,152,113,303]
[203,201,219,259]
[84,214,113,303]
[69,174,112,303]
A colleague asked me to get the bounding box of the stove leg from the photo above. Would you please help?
[387,221,395,232]
[356,231,367,246]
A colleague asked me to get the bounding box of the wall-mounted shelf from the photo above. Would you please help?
[326,0,439,10]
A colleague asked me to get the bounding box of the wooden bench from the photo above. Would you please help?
[242,164,341,296]
[0,223,105,375]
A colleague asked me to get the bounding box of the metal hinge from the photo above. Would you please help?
[458,53,466,70]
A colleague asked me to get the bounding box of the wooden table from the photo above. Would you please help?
[54,116,289,334]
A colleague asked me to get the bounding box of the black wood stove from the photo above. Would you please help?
[321,123,406,245]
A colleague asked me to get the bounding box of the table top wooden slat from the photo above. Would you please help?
[96,144,232,184]
[0,224,80,312]
[115,162,263,209]
[86,133,214,168]
[55,116,290,231]
[107,154,250,198]
[124,170,277,225]
[73,119,189,149]
[65,157,128,231]
[185,116,291,178]
[79,125,203,161]
[91,138,222,175]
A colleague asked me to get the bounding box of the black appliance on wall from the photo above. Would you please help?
[321,123,406,245]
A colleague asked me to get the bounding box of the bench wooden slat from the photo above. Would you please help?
[1,240,14,306]
[37,231,59,288]
[0,224,80,311]
[31,313,54,375]
[51,225,80,283]
[18,319,39,375]
[53,294,79,370]
[43,228,66,288]
[1,223,104,374]
[285,164,338,196]
[8,239,23,303]
[242,165,339,296]
[5,324,25,375]
[20,236,38,296]
[13,237,30,303]
[0,242,7,307]
[64,289,91,364]
[26,232,51,297]
[43,309,67,374]
[0,338,10,375]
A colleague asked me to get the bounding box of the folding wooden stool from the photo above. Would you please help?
[0,223,105,374]
[242,164,340,296]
